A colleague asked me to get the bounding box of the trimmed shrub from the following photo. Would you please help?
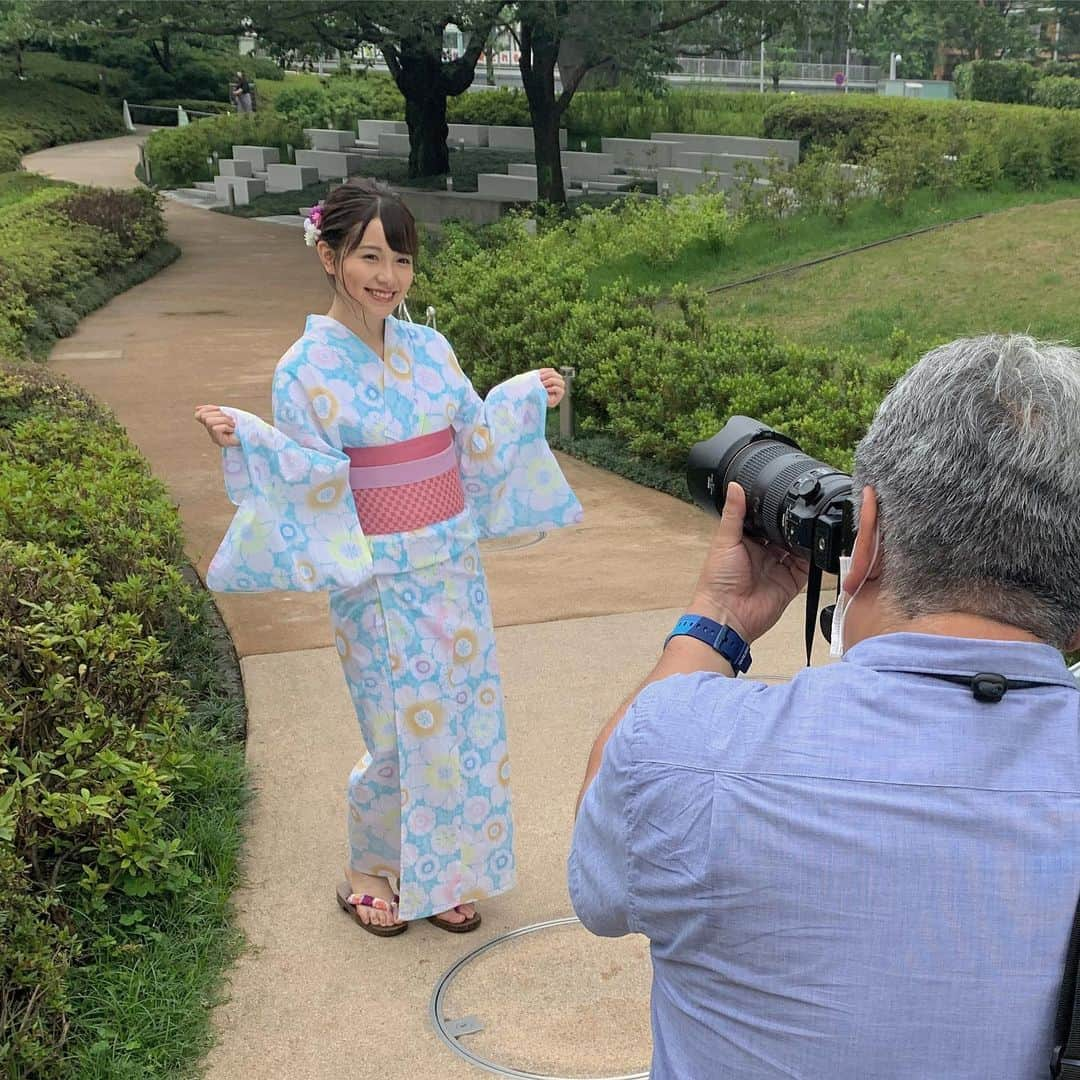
[1032,76,1080,110]
[0,78,121,159]
[0,184,166,357]
[567,88,770,140]
[955,60,1038,104]
[142,111,303,188]
[448,87,530,127]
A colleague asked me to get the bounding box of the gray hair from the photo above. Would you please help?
[852,334,1080,648]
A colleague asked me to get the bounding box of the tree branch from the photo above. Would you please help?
[652,0,730,35]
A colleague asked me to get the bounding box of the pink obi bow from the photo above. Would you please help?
[345,428,465,535]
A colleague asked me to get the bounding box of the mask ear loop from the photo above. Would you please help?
[829,527,880,658]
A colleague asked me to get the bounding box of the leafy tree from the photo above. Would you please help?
[37,0,248,73]
[248,1,507,178]
[0,0,47,77]
[515,0,802,204]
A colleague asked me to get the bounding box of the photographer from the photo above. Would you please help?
[569,335,1080,1079]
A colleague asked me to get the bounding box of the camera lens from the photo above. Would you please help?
[687,416,852,568]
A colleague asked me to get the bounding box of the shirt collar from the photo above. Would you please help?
[842,632,1079,690]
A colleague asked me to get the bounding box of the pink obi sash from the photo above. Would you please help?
[345,428,465,535]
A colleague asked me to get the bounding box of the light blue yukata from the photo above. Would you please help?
[207,314,582,919]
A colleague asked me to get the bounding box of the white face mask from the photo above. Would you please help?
[829,527,880,658]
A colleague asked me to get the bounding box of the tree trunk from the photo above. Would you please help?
[519,18,565,204]
[404,82,450,178]
[389,43,451,179]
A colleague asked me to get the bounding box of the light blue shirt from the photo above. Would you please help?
[569,633,1080,1079]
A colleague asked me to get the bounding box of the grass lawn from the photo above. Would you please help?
[588,180,1080,299]
[706,196,1080,360]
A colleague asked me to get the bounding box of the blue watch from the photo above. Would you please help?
[665,614,752,673]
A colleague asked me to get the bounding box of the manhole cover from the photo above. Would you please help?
[431,916,650,1079]
[480,530,547,554]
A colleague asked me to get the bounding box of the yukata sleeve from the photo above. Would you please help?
[205,377,372,592]
[447,345,583,540]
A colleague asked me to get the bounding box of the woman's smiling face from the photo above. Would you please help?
[322,216,414,318]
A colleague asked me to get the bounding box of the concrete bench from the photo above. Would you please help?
[652,132,799,168]
[508,163,635,191]
[304,128,357,152]
[358,119,407,143]
[231,145,281,171]
[218,159,253,178]
[265,163,320,193]
[672,151,774,174]
[656,167,771,195]
[448,124,488,147]
[294,149,367,180]
[213,175,267,205]
[559,150,615,179]
[488,125,567,150]
[477,173,539,199]
[377,132,411,156]
[601,138,684,169]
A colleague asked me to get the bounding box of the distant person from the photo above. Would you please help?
[231,71,253,114]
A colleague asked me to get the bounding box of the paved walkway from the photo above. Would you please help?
[28,133,829,1079]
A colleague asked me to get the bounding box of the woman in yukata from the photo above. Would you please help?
[195,178,582,936]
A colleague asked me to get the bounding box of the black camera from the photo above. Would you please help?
[687,417,857,657]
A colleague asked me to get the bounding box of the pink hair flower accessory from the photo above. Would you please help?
[303,203,324,247]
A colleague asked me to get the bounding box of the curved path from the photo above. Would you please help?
[28,133,816,1079]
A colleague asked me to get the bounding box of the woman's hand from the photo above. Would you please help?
[538,368,565,408]
[194,404,240,448]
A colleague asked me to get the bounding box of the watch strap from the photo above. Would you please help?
[665,614,752,673]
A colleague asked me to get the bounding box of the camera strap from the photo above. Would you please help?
[804,563,823,666]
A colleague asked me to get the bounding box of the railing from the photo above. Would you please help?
[122,100,222,131]
[673,56,882,83]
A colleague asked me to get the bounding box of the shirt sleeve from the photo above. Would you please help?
[568,702,642,938]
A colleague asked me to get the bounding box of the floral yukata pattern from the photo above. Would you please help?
[207,315,582,919]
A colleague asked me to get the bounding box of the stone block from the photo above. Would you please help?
[357,119,407,143]
[672,151,773,174]
[448,124,488,147]
[213,175,267,205]
[294,149,367,180]
[476,173,538,199]
[652,132,799,168]
[304,128,356,151]
[559,151,615,179]
[265,163,321,193]
[600,138,683,169]
[488,126,567,150]
[218,159,253,177]
[231,145,281,171]
[377,132,411,156]
[656,167,771,195]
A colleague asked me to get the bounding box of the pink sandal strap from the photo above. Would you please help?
[347,893,398,912]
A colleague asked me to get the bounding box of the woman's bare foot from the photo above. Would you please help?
[346,869,404,930]
[433,902,477,924]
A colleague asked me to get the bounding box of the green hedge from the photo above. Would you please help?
[566,88,771,140]
[0,182,167,357]
[954,59,1038,103]
[416,205,907,473]
[0,78,121,168]
[142,111,303,188]
[762,95,1080,188]
[1032,76,1080,110]
[0,363,244,1076]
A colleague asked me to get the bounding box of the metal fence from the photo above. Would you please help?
[674,56,882,84]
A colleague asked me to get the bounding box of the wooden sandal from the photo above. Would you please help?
[336,880,407,937]
[427,905,482,933]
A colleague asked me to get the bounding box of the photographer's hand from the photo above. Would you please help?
[689,482,809,643]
